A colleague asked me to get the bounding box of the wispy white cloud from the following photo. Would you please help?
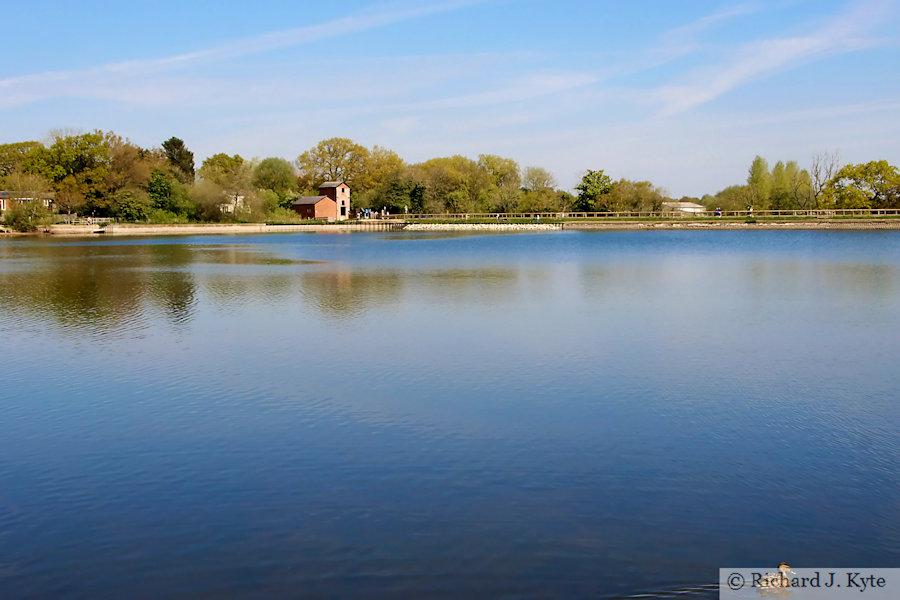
[653,2,761,58]
[0,0,486,107]
[653,0,897,116]
[419,71,599,110]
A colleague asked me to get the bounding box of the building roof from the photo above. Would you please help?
[292,195,331,205]
[663,201,706,210]
[319,181,348,189]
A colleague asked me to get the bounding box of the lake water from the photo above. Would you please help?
[1,230,898,598]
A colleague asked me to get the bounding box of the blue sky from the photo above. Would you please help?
[2,0,899,197]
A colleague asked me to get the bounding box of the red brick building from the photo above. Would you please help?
[291,181,350,221]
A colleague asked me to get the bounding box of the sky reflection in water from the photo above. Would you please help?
[1,231,898,598]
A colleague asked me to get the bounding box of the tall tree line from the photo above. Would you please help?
[2,131,898,231]
[702,153,900,211]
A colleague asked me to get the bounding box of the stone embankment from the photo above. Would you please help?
[563,220,900,231]
[403,223,561,231]
[48,222,401,236]
[22,219,900,237]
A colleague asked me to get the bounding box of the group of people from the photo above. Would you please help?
[355,205,411,220]
[357,207,389,220]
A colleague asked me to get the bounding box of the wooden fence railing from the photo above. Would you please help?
[397,209,900,220]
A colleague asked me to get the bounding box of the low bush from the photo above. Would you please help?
[3,202,52,232]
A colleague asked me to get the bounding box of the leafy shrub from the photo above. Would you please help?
[3,202,52,232]
[146,208,190,224]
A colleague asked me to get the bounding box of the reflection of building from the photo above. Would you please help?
[662,201,706,214]
[292,181,350,221]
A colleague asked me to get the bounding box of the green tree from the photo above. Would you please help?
[253,157,296,194]
[556,190,574,212]
[190,180,227,221]
[23,130,110,216]
[824,160,900,209]
[573,169,612,212]
[769,160,793,209]
[110,189,152,221]
[477,154,521,189]
[162,137,195,183]
[522,166,556,191]
[3,171,52,199]
[370,172,424,213]
[147,169,194,221]
[811,151,840,209]
[3,200,51,232]
[295,137,370,190]
[607,179,665,212]
[518,187,558,212]
[747,155,771,209]
[0,141,43,179]
[199,153,247,189]
[784,161,814,210]
[105,133,155,197]
[410,156,489,213]
[707,184,750,211]
[356,146,405,194]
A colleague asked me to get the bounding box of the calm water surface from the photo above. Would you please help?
[1,230,898,598]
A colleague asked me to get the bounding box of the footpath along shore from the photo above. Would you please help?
[2,219,900,237]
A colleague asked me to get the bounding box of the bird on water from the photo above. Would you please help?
[758,563,796,591]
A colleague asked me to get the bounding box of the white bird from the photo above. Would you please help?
[758,563,796,590]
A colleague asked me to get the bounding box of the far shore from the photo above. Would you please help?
[2,218,900,238]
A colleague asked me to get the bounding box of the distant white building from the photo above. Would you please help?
[662,201,707,214]
[219,193,245,214]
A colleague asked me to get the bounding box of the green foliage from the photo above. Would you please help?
[146,169,195,218]
[574,169,612,211]
[824,160,899,209]
[518,187,558,212]
[705,184,749,211]
[257,189,282,215]
[24,131,110,214]
[477,154,521,189]
[2,172,53,200]
[357,146,404,193]
[199,153,246,188]
[556,191,574,212]
[105,133,153,196]
[769,161,791,209]
[0,141,43,178]
[147,169,173,208]
[189,180,227,222]
[607,179,665,212]
[747,155,771,209]
[110,189,152,222]
[370,173,422,213]
[3,200,51,232]
[788,164,814,209]
[266,207,305,223]
[162,137,195,183]
[253,157,296,194]
[7,128,900,225]
[412,156,475,212]
[145,208,190,224]
[522,166,556,191]
[295,137,369,190]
